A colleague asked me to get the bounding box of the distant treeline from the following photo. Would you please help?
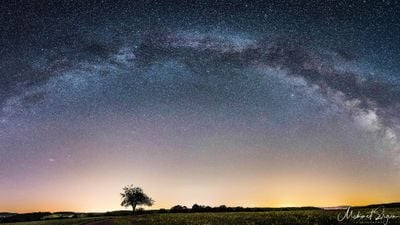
[165,204,321,213]
[0,205,322,223]
[105,204,321,216]
[103,204,321,216]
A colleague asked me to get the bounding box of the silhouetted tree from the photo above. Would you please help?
[120,185,154,214]
[170,205,188,213]
[218,205,227,211]
[192,204,210,212]
[192,204,202,212]
[159,208,167,213]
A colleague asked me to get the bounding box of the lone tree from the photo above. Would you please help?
[120,185,154,214]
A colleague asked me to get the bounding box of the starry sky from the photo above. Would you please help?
[1,0,400,213]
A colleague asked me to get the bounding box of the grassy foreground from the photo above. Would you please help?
[111,210,400,225]
[4,209,400,225]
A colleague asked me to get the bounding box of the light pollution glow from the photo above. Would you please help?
[1,115,400,213]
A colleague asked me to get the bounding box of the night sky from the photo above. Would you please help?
[1,0,400,212]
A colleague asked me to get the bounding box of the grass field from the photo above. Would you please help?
[112,209,400,225]
[4,208,400,225]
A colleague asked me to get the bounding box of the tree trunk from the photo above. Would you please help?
[132,204,137,215]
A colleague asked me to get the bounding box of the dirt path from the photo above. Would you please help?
[84,219,113,225]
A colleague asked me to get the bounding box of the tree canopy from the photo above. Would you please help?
[120,185,154,214]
